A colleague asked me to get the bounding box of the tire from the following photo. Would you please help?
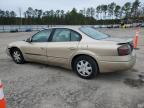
[11,48,25,64]
[73,55,98,79]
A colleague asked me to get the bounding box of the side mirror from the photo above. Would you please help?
[26,37,32,43]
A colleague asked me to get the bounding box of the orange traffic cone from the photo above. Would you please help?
[0,81,6,108]
[133,31,139,49]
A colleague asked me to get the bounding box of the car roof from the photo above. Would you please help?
[47,26,81,30]
[43,25,93,31]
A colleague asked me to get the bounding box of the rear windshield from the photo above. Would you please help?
[79,27,109,40]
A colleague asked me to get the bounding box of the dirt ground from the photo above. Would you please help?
[0,28,144,108]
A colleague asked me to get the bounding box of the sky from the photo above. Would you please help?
[0,0,142,16]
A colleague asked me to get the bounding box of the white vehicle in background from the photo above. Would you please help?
[141,22,144,27]
[132,22,141,27]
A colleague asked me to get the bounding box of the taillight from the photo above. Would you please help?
[129,42,134,52]
[118,45,131,56]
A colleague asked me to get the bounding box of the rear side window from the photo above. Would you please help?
[32,29,52,42]
[71,31,81,41]
[52,29,70,42]
[51,28,81,42]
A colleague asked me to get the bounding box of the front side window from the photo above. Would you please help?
[80,27,109,40]
[32,29,52,42]
[52,29,70,42]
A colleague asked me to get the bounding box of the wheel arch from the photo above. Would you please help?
[71,53,100,72]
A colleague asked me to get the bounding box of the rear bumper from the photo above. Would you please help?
[98,51,136,73]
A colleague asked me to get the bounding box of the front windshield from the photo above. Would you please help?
[79,26,109,40]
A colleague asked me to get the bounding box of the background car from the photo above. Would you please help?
[6,26,136,79]
[10,29,18,33]
[25,28,32,32]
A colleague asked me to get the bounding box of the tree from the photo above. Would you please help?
[131,0,140,17]
[34,9,42,18]
[96,5,102,19]
[26,7,34,18]
[86,8,91,17]
[55,10,60,17]
[9,11,16,17]
[38,10,42,18]
[90,7,95,18]
[122,2,131,18]
[141,3,144,16]
[49,10,54,17]
[5,10,10,17]
[108,2,116,19]
[60,10,64,17]
[0,10,5,17]
[114,5,121,19]
[79,10,84,15]
[101,5,108,19]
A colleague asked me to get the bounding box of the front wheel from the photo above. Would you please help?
[73,56,99,79]
[11,48,24,64]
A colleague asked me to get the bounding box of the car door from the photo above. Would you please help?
[22,29,52,63]
[46,28,81,66]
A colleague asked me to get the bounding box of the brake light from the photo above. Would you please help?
[118,45,131,56]
[129,42,134,52]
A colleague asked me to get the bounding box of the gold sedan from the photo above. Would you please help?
[6,26,136,79]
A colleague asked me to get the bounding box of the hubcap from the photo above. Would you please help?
[76,60,92,77]
[13,51,21,62]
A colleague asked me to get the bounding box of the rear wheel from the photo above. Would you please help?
[73,55,98,79]
[11,48,24,64]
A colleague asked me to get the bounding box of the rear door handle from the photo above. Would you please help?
[40,47,45,50]
[69,47,76,50]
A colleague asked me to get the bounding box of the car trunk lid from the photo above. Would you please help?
[103,37,134,52]
[103,37,133,44]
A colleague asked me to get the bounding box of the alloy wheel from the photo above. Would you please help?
[13,50,22,63]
